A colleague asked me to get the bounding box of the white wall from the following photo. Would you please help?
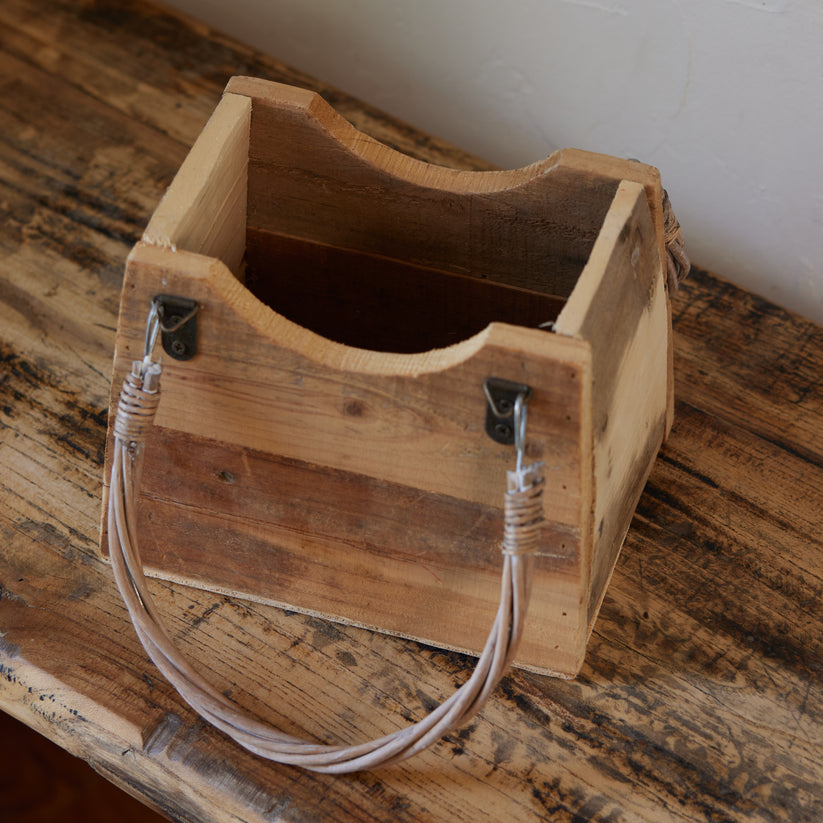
[166,0,823,324]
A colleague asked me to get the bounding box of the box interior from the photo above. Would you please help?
[242,231,573,353]
[241,208,614,357]
[238,99,618,354]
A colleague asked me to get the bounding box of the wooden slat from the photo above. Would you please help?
[229,75,666,298]
[555,181,670,626]
[133,427,583,671]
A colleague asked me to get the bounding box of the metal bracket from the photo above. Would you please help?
[153,294,198,361]
[483,378,532,445]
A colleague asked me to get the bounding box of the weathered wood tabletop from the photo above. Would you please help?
[1,1,821,821]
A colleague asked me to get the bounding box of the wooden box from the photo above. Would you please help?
[101,76,673,678]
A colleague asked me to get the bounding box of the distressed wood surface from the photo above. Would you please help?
[555,182,671,627]
[0,1,822,822]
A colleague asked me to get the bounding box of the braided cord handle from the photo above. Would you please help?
[108,357,544,773]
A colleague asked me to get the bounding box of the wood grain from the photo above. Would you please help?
[143,92,250,277]
[1,1,821,821]
[556,181,670,626]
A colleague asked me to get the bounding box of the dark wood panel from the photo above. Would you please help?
[123,425,579,667]
[239,74,616,297]
[245,229,566,352]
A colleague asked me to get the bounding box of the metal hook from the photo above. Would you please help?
[150,294,199,361]
[158,302,199,334]
[143,299,161,361]
[482,381,511,419]
[483,378,532,445]
[514,392,528,476]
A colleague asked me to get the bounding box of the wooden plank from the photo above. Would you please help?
[229,76,666,299]
[143,93,250,276]
[555,181,670,626]
[244,228,567,353]
[133,427,583,673]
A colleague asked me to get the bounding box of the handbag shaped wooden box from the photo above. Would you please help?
[101,76,675,679]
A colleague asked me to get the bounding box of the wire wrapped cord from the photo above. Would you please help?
[108,358,545,773]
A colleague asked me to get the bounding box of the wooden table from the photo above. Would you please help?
[1,2,821,820]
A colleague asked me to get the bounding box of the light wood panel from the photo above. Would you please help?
[556,181,670,626]
[142,93,250,276]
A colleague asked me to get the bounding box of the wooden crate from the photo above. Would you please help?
[100,76,673,678]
